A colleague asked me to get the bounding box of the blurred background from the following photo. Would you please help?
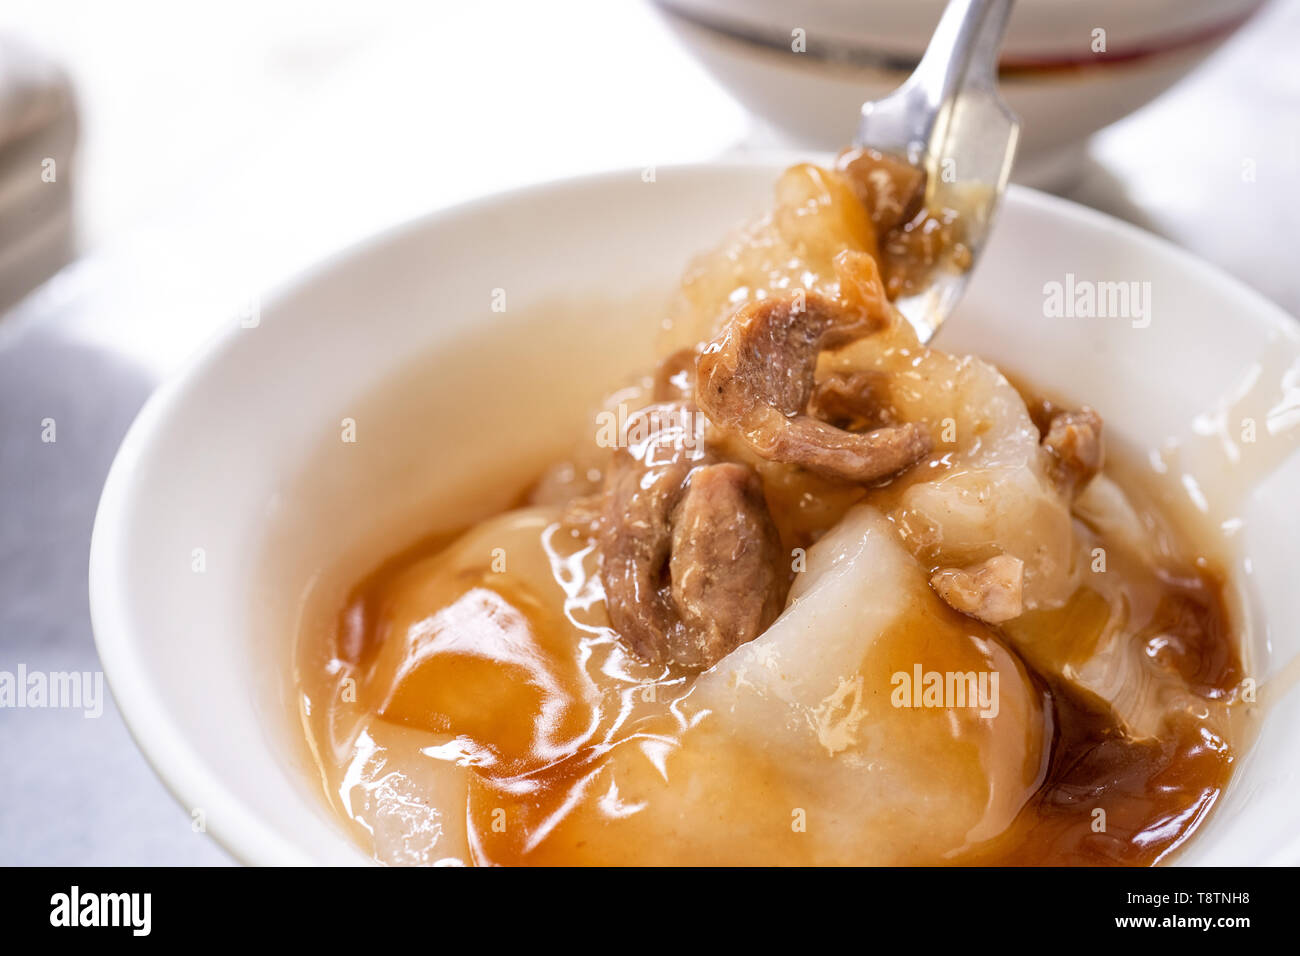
[0,0,1296,864]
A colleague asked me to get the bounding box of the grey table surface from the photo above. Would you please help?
[1,2,1297,866]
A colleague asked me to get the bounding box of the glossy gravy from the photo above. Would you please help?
[299,438,1242,866]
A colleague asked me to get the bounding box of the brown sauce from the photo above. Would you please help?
[968,572,1238,866]
[318,464,1241,866]
[987,679,1232,866]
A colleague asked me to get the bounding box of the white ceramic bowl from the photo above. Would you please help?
[655,0,1265,187]
[90,163,1300,866]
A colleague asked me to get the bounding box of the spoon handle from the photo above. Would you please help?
[854,0,1015,158]
[852,0,1019,344]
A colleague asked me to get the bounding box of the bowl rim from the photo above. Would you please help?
[88,161,1300,867]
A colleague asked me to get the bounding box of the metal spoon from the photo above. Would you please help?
[854,0,1019,343]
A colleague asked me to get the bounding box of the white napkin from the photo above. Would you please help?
[0,34,77,314]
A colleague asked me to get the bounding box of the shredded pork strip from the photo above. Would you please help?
[596,405,786,670]
[696,251,932,484]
